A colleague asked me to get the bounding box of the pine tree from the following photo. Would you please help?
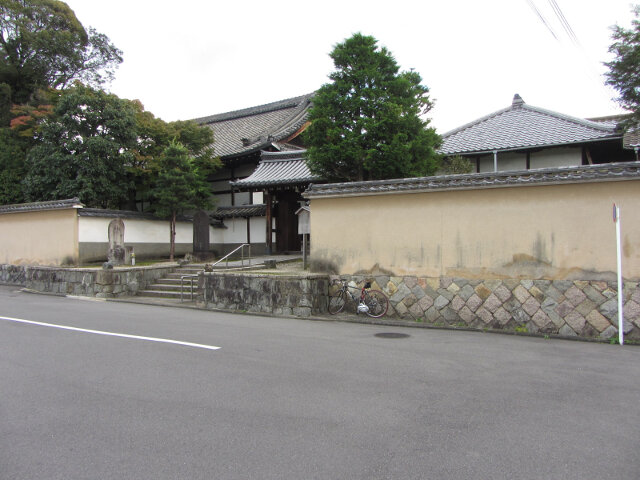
[151,141,212,261]
[305,33,441,182]
[605,6,640,128]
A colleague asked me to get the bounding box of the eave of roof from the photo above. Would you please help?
[193,93,314,160]
[304,162,640,199]
[230,150,321,189]
[0,197,84,214]
[439,95,622,156]
[212,204,267,219]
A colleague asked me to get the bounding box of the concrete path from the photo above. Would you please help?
[206,253,302,269]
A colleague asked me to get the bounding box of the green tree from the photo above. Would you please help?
[305,33,441,182]
[0,0,122,104]
[126,100,220,211]
[0,86,54,203]
[605,5,640,128]
[150,141,212,261]
[22,84,137,208]
[0,125,30,202]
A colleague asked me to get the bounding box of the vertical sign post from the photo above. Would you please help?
[613,204,624,346]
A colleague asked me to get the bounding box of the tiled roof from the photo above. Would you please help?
[193,93,314,159]
[587,114,640,150]
[440,94,621,155]
[0,197,84,214]
[211,204,267,219]
[304,162,640,198]
[79,208,195,222]
[230,150,320,189]
[80,208,155,220]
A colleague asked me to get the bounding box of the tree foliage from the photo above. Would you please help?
[0,0,122,104]
[305,33,441,182]
[0,0,221,216]
[605,5,640,128]
[0,83,53,203]
[127,101,220,210]
[440,156,474,175]
[22,84,137,208]
[0,125,30,202]
[151,141,212,260]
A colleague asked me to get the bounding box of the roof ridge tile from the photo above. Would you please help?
[193,93,314,125]
[304,162,640,198]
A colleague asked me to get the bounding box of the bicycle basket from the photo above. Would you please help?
[364,281,371,289]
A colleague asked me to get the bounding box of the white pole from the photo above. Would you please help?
[302,234,307,270]
[614,204,624,346]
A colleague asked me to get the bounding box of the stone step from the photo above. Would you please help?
[137,289,200,300]
[148,283,189,292]
[153,279,197,287]
[165,272,201,280]
[137,290,185,299]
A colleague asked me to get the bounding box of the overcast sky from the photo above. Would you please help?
[64,0,635,133]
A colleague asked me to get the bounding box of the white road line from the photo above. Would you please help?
[0,316,221,351]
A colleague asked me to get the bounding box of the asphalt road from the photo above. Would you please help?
[1,285,638,480]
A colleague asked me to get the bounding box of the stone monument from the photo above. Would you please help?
[107,218,125,265]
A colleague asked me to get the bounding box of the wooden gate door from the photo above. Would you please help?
[275,191,301,252]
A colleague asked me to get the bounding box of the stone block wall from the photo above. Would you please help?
[201,272,329,317]
[0,264,176,298]
[331,275,640,340]
[0,264,28,285]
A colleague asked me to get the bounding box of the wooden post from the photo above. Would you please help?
[265,191,272,255]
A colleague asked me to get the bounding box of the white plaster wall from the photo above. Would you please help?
[211,217,266,244]
[498,152,526,171]
[251,217,266,242]
[211,226,225,244]
[252,192,264,204]
[478,155,494,173]
[79,217,193,243]
[478,152,526,172]
[530,147,581,169]
[223,218,248,243]
[218,217,266,243]
[477,148,581,172]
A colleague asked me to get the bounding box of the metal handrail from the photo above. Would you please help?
[180,274,197,302]
[211,243,252,269]
[180,244,252,302]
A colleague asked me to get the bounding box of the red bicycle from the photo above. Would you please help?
[328,280,389,318]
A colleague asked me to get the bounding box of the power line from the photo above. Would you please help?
[525,0,559,41]
[548,0,580,46]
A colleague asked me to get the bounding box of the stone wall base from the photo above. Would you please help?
[0,264,176,298]
[331,275,640,340]
[201,272,329,317]
[4,261,639,341]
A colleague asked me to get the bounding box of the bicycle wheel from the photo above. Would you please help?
[364,290,389,318]
[328,291,346,314]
